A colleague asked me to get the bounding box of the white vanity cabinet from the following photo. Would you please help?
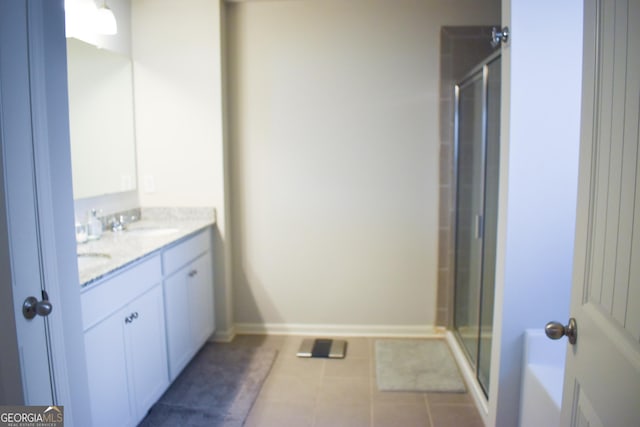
[81,256,168,427]
[163,228,215,381]
[80,226,216,426]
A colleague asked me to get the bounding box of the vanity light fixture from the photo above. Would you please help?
[95,0,117,35]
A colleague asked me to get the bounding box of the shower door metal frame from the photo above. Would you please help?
[452,50,501,398]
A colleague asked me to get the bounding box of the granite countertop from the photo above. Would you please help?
[77,208,215,288]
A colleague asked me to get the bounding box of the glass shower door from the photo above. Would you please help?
[454,72,485,371]
[453,53,500,396]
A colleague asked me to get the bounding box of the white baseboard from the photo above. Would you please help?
[234,322,446,338]
[211,326,236,343]
[445,331,489,427]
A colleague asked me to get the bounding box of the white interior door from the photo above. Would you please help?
[561,0,640,425]
[1,1,92,424]
[0,1,56,405]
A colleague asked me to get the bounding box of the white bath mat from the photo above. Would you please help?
[375,339,466,393]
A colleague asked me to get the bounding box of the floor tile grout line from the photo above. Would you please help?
[424,393,435,427]
[310,355,326,427]
[430,401,478,407]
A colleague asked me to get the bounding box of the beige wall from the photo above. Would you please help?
[132,0,233,338]
[227,0,499,332]
[132,0,224,211]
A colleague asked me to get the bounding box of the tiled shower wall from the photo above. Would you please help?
[437,27,496,327]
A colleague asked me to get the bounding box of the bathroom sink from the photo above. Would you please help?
[124,227,180,237]
[77,252,112,269]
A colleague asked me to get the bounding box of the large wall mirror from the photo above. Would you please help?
[66,38,137,199]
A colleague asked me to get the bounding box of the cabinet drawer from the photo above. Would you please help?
[162,228,210,275]
[81,255,162,330]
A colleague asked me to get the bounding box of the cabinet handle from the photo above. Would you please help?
[124,312,139,324]
[188,269,198,277]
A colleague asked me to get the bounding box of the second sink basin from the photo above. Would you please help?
[77,252,112,269]
[124,227,180,237]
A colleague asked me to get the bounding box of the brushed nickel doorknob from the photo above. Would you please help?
[545,318,577,345]
[23,290,52,319]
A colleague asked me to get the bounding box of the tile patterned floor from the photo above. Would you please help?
[229,335,485,427]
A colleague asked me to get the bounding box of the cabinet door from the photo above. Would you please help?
[125,285,169,422]
[188,253,215,347]
[85,308,135,427]
[164,268,192,381]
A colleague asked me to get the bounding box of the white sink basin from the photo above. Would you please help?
[124,227,179,237]
[77,252,112,269]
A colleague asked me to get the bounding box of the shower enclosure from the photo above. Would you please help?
[453,51,501,396]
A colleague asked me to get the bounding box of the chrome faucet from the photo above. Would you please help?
[110,215,127,232]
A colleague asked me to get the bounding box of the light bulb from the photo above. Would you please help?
[96,4,117,35]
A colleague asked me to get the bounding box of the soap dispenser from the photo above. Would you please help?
[87,209,103,240]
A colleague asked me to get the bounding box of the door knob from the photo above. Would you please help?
[23,290,53,319]
[545,317,577,345]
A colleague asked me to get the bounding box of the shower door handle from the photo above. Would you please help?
[474,214,483,239]
[491,26,510,47]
